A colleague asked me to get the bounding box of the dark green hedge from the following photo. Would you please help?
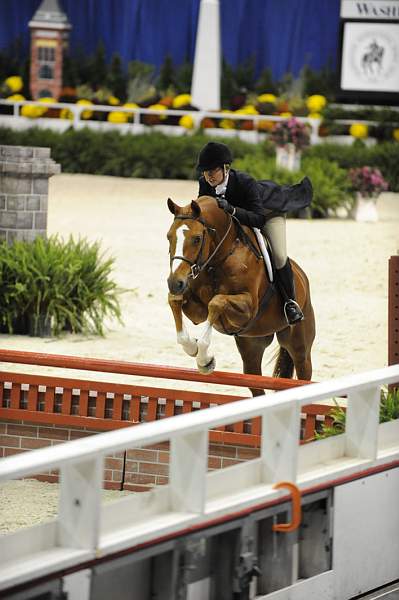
[303,141,399,192]
[0,126,397,191]
[0,126,273,180]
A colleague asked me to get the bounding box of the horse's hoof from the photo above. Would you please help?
[197,357,216,374]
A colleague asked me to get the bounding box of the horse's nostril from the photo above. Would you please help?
[168,276,186,295]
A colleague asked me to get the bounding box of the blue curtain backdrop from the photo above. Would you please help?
[0,0,340,80]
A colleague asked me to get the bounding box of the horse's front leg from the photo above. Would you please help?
[168,294,198,357]
[195,320,215,374]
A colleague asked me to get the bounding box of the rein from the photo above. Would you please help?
[171,214,234,279]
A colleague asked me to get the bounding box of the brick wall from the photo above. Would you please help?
[0,420,260,492]
[0,145,60,243]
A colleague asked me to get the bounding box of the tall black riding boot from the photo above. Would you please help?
[276,259,304,325]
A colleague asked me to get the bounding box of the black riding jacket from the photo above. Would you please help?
[198,169,313,227]
[198,169,265,228]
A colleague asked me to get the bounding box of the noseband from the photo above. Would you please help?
[171,214,233,279]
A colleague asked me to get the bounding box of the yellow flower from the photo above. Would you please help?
[122,102,139,121]
[220,118,235,129]
[37,97,55,115]
[306,94,327,112]
[257,93,277,104]
[21,104,43,119]
[279,111,292,118]
[148,104,167,120]
[108,95,120,105]
[5,75,23,92]
[308,112,322,120]
[258,120,274,131]
[107,111,128,123]
[393,128,399,142]
[349,123,368,139]
[235,105,259,115]
[179,114,194,129]
[76,99,93,119]
[173,94,191,108]
[6,94,25,101]
[60,108,73,120]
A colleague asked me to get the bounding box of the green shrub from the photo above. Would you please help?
[0,236,122,336]
[0,126,271,180]
[304,141,399,192]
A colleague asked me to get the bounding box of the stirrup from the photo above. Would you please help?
[284,300,304,325]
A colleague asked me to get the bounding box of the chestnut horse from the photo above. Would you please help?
[167,196,315,394]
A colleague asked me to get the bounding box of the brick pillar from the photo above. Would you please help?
[0,145,61,243]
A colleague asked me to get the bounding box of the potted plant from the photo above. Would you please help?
[271,117,311,171]
[348,166,389,222]
[0,236,122,337]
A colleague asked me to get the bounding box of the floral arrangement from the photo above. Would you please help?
[348,166,388,198]
[349,123,368,139]
[271,117,311,150]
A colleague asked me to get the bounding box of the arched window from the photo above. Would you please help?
[39,64,53,80]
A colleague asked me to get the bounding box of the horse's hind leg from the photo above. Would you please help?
[276,303,315,380]
[234,334,274,396]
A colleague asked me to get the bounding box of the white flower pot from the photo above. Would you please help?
[352,193,379,223]
[275,143,301,172]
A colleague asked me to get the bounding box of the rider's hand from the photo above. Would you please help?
[217,197,235,215]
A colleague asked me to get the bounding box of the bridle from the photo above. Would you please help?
[170,214,234,279]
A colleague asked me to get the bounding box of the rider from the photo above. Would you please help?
[196,141,312,325]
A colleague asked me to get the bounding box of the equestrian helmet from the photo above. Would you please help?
[197,142,233,171]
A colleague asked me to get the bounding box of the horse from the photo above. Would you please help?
[362,41,384,76]
[166,195,315,395]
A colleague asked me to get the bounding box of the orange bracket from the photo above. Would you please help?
[272,481,302,532]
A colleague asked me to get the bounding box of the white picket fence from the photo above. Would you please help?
[0,364,399,596]
[0,98,322,144]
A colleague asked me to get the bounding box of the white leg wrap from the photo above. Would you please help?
[253,228,274,282]
[177,324,198,357]
[196,321,214,369]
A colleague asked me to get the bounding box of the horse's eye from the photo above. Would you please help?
[192,235,202,245]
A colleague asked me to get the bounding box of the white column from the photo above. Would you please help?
[345,387,380,459]
[260,403,301,484]
[191,0,221,110]
[169,431,208,513]
[57,457,103,549]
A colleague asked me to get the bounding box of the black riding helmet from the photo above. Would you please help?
[196,142,233,171]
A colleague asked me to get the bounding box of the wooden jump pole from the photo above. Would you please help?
[388,254,399,387]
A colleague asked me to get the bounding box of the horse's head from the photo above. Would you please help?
[166,196,221,295]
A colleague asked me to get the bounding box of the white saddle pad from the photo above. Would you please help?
[253,228,274,282]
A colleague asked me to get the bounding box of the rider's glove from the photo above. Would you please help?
[217,197,235,215]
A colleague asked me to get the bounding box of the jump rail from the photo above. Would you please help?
[0,349,320,449]
[0,364,398,594]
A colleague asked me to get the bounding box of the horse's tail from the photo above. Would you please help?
[273,347,294,379]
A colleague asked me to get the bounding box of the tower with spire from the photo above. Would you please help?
[29,0,71,100]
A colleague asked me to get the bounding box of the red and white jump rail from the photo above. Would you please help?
[0,364,399,599]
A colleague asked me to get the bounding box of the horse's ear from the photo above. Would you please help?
[167,198,179,215]
[191,200,201,219]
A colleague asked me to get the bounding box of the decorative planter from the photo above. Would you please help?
[275,143,301,172]
[352,193,379,223]
[29,313,52,337]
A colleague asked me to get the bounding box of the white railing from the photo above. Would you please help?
[0,364,398,592]
[0,98,322,144]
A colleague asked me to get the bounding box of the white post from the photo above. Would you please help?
[57,456,103,549]
[260,404,301,484]
[345,387,380,459]
[169,431,208,513]
[191,0,221,110]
